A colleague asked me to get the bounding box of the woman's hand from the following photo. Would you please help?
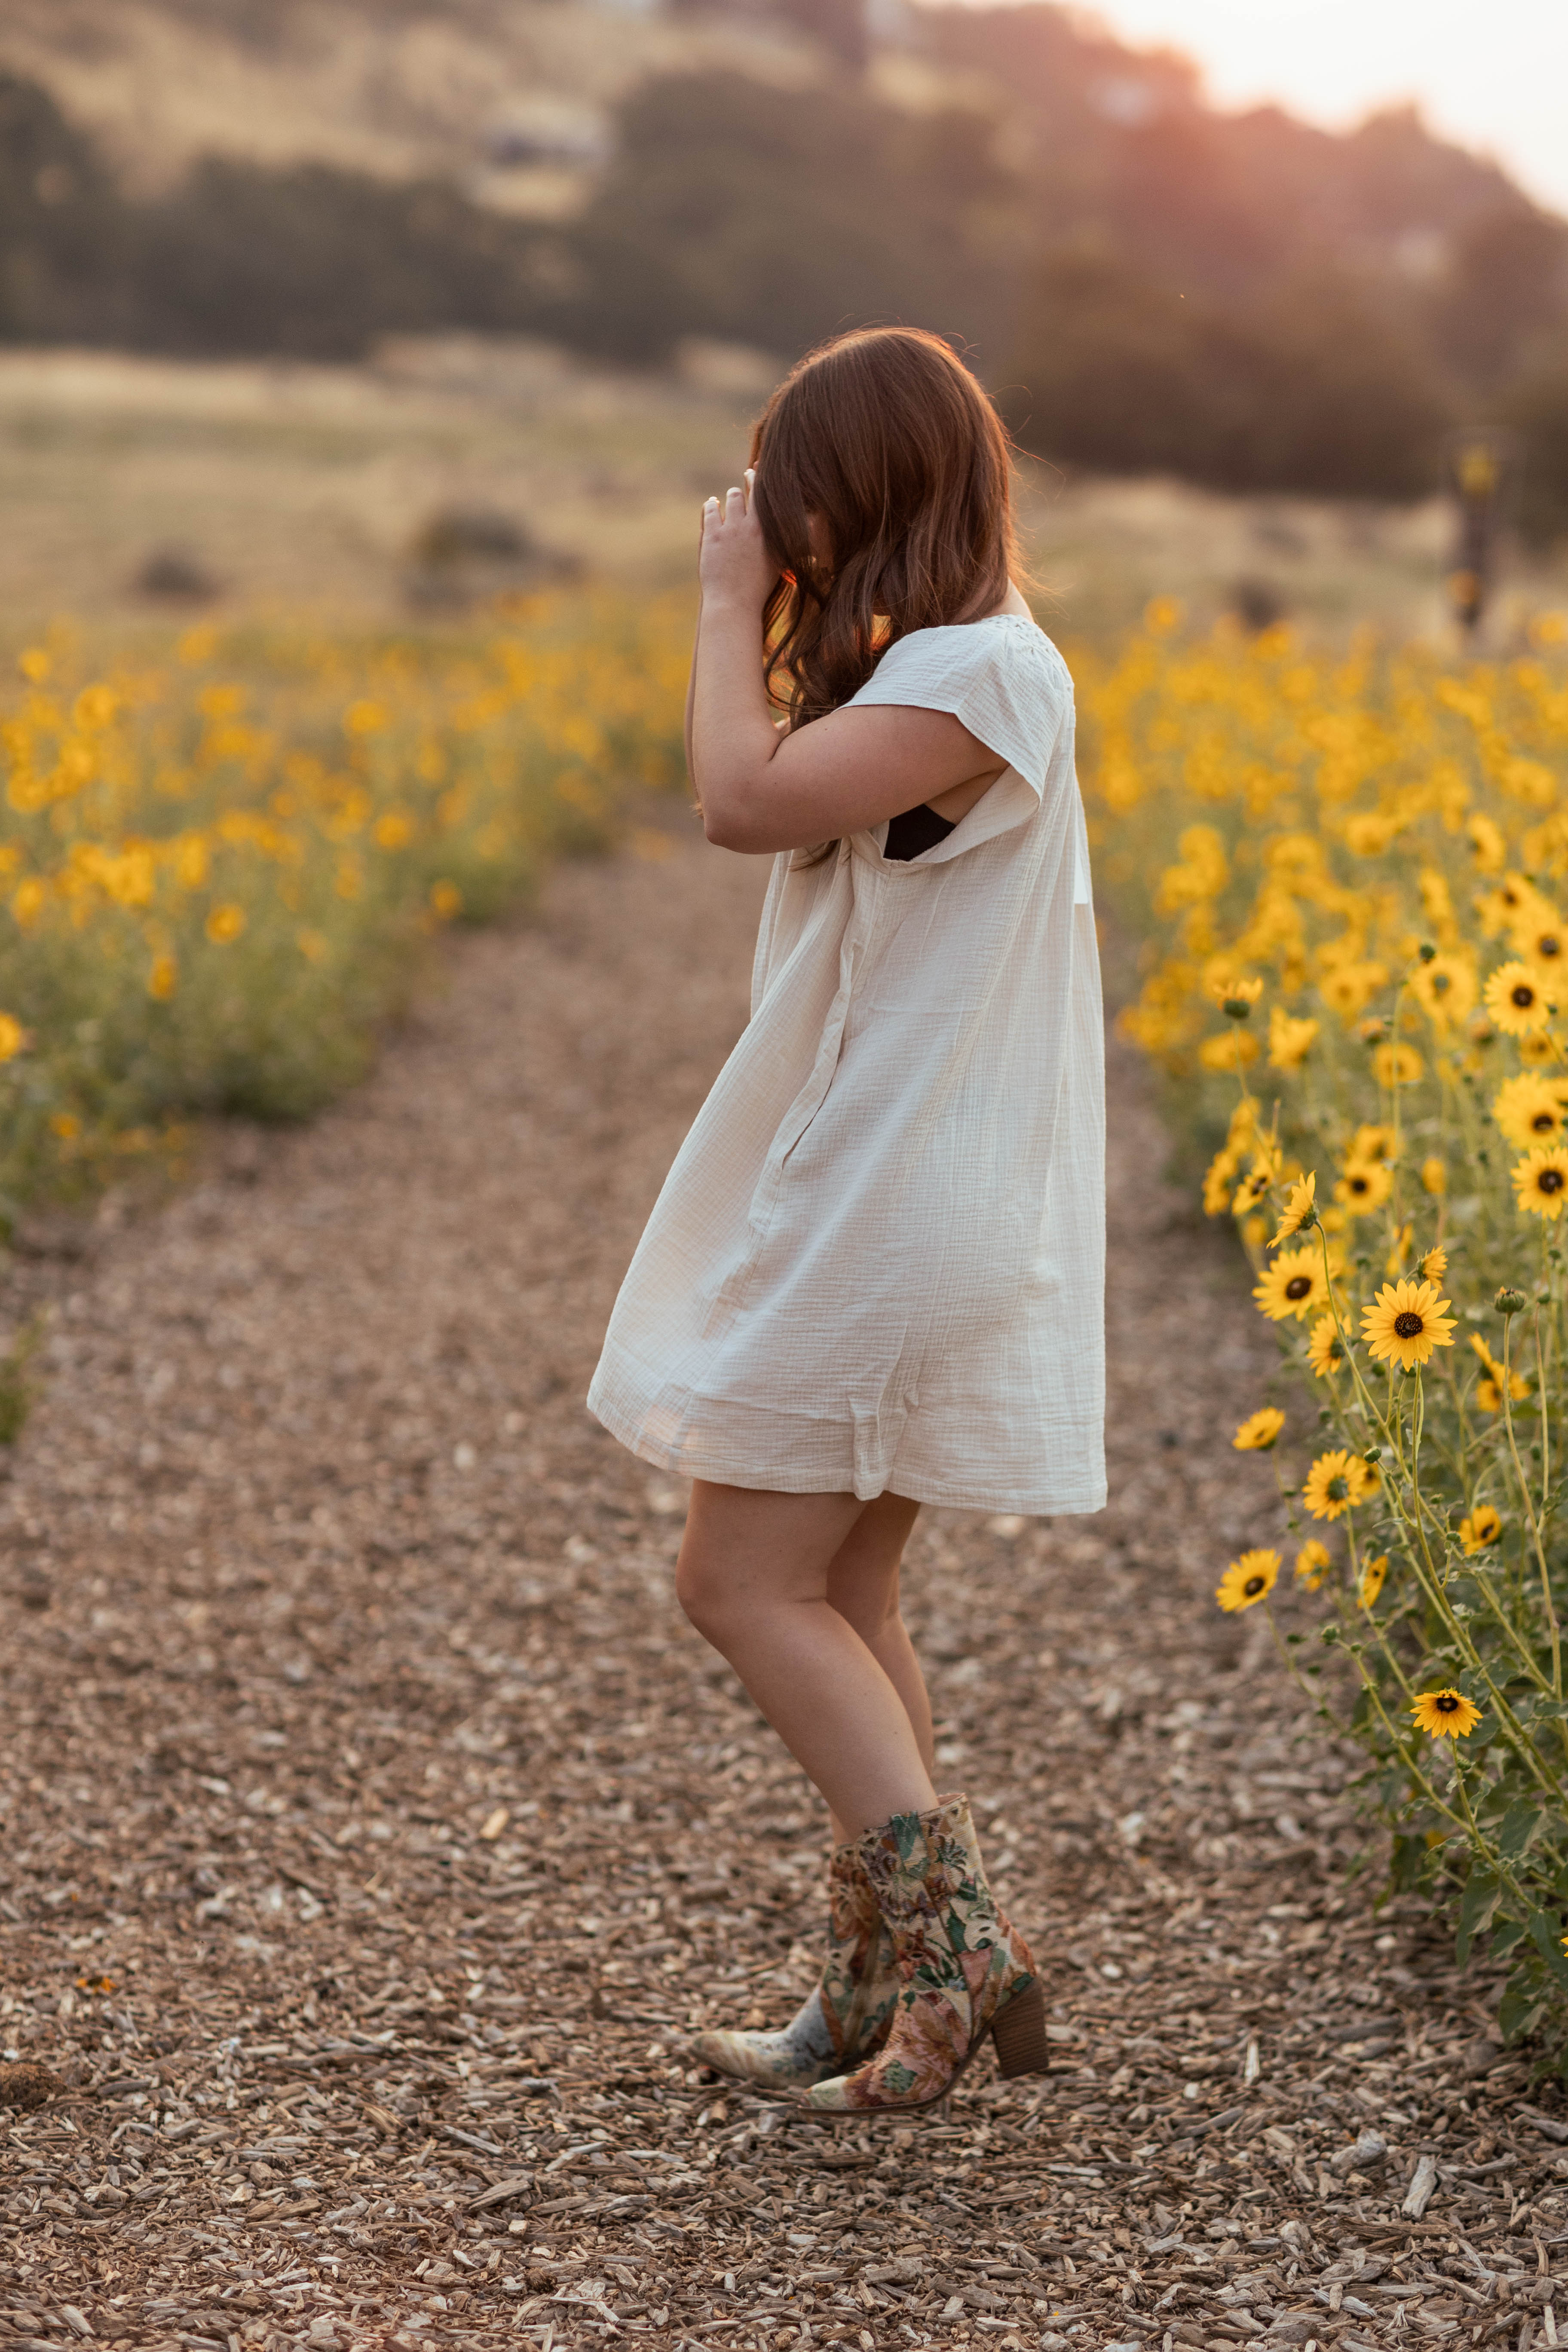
[698,469,777,613]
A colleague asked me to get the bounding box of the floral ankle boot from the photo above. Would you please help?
[805,1793,1048,2112]
[691,1842,899,2089]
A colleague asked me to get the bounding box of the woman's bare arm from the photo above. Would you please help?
[692,476,1017,857]
[684,601,700,792]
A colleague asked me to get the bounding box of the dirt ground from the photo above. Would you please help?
[3,821,1568,2352]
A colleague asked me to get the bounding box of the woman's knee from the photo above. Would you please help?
[674,1546,732,1637]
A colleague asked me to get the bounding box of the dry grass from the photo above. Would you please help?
[0,341,750,631]
[5,338,1565,648]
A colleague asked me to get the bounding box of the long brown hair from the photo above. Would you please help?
[749,328,1022,729]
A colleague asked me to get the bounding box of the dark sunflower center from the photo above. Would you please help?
[1327,1474,1349,1501]
[1243,1576,1266,1597]
[1349,1175,1369,1194]
[1542,938,1562,957]
[1434,1693,1460,1714]
[1542,1170,1565,1194]
[1285,1274,1313,1300]
[1512,984,1537,1008]
[1432,971,1451,992]
[1533,1111,1557,1131]
[1393,1311,1424,1338]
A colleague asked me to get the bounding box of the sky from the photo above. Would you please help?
[1078,0,1568,216]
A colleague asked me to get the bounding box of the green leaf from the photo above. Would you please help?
[1499,1801,1546,1862]
[1527,1912,1568,1985]
[1500,1977,1548,2044]
[1457,1870,1503,1966]
[1491,1917,1530,1960]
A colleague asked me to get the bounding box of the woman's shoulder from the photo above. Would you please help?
[865,612,1072,710]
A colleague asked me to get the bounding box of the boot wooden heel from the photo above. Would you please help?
[990,1978,1048,2079]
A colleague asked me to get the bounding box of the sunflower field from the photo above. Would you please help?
[0,594,689,1212]
[1084,602,1568,2061]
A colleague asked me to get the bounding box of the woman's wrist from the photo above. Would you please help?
[696,590,765,626]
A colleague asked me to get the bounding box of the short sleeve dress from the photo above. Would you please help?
[587,612,1106,1515]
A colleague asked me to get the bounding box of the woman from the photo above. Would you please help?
[588,328,1106,2113]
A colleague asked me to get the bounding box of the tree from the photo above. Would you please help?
[1008,239,1448,498]
[555,70,1018,366]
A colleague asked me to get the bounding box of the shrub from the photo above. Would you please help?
[130,158,549,359]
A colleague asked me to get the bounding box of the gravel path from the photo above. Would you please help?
[2,824,1567,2351]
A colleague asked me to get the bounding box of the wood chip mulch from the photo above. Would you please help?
[3,821,1567,2352]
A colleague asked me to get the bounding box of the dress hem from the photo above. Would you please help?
[587,1385,1107,1520]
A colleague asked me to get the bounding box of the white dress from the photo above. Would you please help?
[587,612,1106,1514]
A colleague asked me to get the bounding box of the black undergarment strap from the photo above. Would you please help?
[884,803,957,862]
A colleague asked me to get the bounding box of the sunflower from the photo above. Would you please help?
[1361,1278,1457,1370]
[1203,1145,1241,1216]
[1467,812,1507,873]
[1409,1688,1482,1739]
[1417,1243,1448,1282]
[1384,1219,1412,1277]
[1420,1155,1447,1195]
[1491,1072,1568,1149]
[1231,1152,1279,1216]
[1469,1332,1528,1412]
[1519,1030,1559,1065]
[1372,1041,1424,1089]
[1350,1123,1397,1163]
[1513,1145,1568,1220]
[1209,973,1264,1014]
[1270,1171,1317,1245]
[1509,915,1568,970]
[1409,952,1478,1030]
[1460,1503,1503,1555]
[1295,1539,1331,1590]
[1268,1008,1319,1072]
[1335,1157,1394,1216]
[1215,1549,1281,1612]
[1476,879,1542,931]
[1199,1029,1260,1072]
[1302,1449,1378,1521]
[1305,1315,1347,1378]
[1358,1553,1389,1608]
[1233,1407,1285,1452]
[1254,1247,1330,1323]
[1484,961,1555,1036]
[1320,962,1387,1022]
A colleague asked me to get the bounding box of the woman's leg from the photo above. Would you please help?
[819,1491,933,1845]
[675,1482,937,1836]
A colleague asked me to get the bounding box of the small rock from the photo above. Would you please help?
[0,2059,64,2111]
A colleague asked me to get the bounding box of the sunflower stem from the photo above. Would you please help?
[1502,1314,1563,1704]
[1262,1599,1349,1733]
[1446,1743,1534,1917]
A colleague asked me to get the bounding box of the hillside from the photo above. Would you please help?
[3,0,1566,527]
[0,0,821,205]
